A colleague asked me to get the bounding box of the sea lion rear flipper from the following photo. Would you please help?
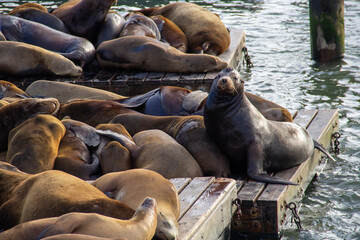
[247,143,298,185]
[313,140,337,162]
[116,88,160,108]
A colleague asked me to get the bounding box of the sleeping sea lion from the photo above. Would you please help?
[95,11,125,47]
[111,113,230,177]
[91,169,180,240]
[137,2,230,55]
[0,41,82,76]
[9,3,70,33]
[0,80,29,99]
[0,97,60,151]
[0,14,95,67]
[52,0,116,42]
[0,169,135,229]
[120,12,161,40]
[151,15,188,52]
[204,67,335,184]
[96,35,228,73]
[6,114,66,174]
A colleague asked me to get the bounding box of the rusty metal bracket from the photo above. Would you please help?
[287,202,302,230]
[242,47,253,68]
[331,132,341,155]
[233,198,242,220]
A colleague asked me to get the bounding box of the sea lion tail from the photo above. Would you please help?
[313,140,337,162]
[248,172,298,185]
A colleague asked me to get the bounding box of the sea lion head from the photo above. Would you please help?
[215,67,244,96]
[28,97,61,116]
[156,211,178,240]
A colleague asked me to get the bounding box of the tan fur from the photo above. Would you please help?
[9,3,48,15]
[92,169,180,240]
[97,36,227,73]
[0,81,28,99]
[0,169,135,229]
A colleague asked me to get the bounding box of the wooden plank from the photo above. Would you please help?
[255,109,339,235]
[145,72,165,85]
[162,72,181,85]
[170,178,191,194]
[178,178,237,240]
[293,109,318,128]
[178,177,215,219]
[126,71,149,86]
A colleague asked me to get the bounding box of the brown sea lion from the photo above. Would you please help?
[204,67,335,184]
[52,0,115,42]
[0,41,82,76]
[43,234,127,240]
[111,113,230,177]
[92,169,179,240]
[131,129,203,179]
[95,11,125,47]
[6,114,66,174]
[37,197,157,240]
[0,80,29,99]
[57,100,137,127]
[9,3,48,14]
[0,15,95,67]
[54,118,100,180]
[120,12,161,40]
[0,169,135,230]
[137,2,230,55]
[151,15,188,52]
[95,124,133,174]
[0,97,60,151]
[96,35,228,73]
[9,5,70,33]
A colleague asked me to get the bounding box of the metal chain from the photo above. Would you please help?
[233,198,242,220]
[242,47,253,68]
[331,132,341,155]
[288,202,302,230]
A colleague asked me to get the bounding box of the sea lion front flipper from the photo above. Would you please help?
[313,140,337,162]
[246,143,298,185]
[36,214,80,239]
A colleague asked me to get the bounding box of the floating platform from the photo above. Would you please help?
[5,29,245,96]
[171,109,339,240]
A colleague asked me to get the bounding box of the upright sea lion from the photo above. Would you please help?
[10,6,70,33]
[6,114,66,174]
[137,2,230,55]
[54,118,101,180]
[0,198,155,240]
[52,0,116,42]
[57,100,137,127]
[131,129,203,179]
[111,113,230,177]
[0,80,29,99]
[0,14,95,67]
[204,68,335,184]
[0,169,135,229]
[92,169,179,240]
[120,12,161,40]
[0,97,60,151]
[95,11,125,47]
[0,41,82,76]
[151,15,188,52]
[96,35,228,73]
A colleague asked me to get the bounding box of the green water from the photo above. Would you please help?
[1,0,359,239]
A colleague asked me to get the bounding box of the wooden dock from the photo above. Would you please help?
[171,109,339,240]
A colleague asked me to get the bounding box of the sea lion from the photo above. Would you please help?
[0,41,82,76]
[54,118,100,180]
[96,35,228,73]
[0,31,6,41]
[57,100,137,127]
[37,197,157,240]
[0,97,60,152]
[120,12,161,40]
[92,169,179,240]
[95,11,125,47]
[137,2,230,55]
[42,234,127,240]
[131,129,203,179]
[151,15,188,52]
[0,80,29,99]
[95,124,133,174]
[204,67,335,184]
[0,14,95,67]
[26,80,125,103]
[111,113,230,177]
[52,0,115,42]
[0,169,135,229]
[6,114,66,174]
[9,3,70,33]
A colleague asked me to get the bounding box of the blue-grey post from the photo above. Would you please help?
[309,0,344,61]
